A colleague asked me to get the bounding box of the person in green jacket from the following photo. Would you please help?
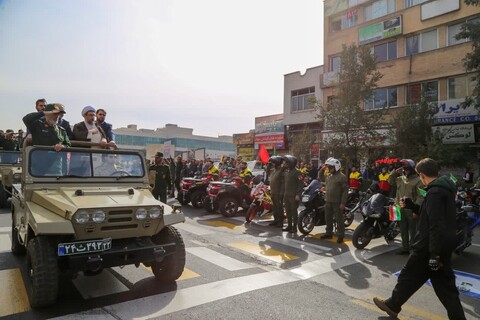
[149,152,172,204]
[281,155,304,233]
[389,159,424,254]
[268,156,285,227]
[318,157,349,243]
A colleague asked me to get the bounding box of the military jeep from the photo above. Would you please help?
[4,146,186,308]
[0,150,22,207]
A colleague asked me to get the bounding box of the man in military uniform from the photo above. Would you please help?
[281,155,304,233]
[268,156,284,227]
[319,157,348,243]
[22,103,71,175]
[149,152,172,203]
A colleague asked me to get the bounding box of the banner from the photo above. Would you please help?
[359,16,402,45]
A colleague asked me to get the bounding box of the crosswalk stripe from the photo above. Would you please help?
[267,235,331,254]
[72,271,129,299]
[175,222,214,235]
[228,241,298,263]
[186,247,252,271]
[0,268,30,317]
[200,220,246,231]
[0,234,11,253]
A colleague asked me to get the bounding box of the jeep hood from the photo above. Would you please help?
[30,187,162,219]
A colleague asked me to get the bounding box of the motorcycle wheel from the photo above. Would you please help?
[343,209,354,228]
[219,197,238,217]
[191,190,206,209]
[177,191,190,205]
[352,222,373,249]
[298,210,315,235]
[245,204,257,223]
[203,197,215,213]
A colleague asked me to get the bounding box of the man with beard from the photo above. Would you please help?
[73,106,112,148]
[149,152,172,204]
[22,103,71,175]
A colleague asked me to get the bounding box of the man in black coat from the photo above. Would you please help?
[57,113,73,140]
[374,158,465,320]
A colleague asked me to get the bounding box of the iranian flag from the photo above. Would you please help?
[389,205,401,221]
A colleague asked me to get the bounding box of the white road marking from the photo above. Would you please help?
[186,247,252,271]
[72,271,129,299]
[267,235,331,254]
[471,243,480,248]
[54,244,397,320]
[175,222,214,236]
[0,234,11,253]
[0,227,10,233]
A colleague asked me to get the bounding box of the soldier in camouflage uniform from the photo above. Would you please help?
[268,156,285,227]
[281,155,304,233]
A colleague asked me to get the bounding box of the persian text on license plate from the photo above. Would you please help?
[58,238,112,256]
[302,196,309,202]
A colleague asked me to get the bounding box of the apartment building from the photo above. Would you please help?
[323,0,480,147]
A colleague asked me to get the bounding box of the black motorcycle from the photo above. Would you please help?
[297,179,354,235]
[352,193,400,249]
[455,189,480,254]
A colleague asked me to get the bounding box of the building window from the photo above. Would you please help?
[365,87,398,110]
[330,56,341,72]
[373,40,397,62]
[291,87,315,112]
[448,75,476,99]
[404,0,428,9]
[447,17,480,46]
[330,17,342,32]
[365,0,396,22]
[406,80,439,104]
[405,29,438,55]
[342,9,358,29]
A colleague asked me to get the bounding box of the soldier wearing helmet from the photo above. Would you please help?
[319,157,349,243]
[281,155,304,233]
[389,159,424,254]
[267,156,285,227]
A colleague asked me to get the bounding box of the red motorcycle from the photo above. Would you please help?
[245,182,272,223]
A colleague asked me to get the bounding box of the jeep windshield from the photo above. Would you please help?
[29,148,145,178]
[0,151,22,165]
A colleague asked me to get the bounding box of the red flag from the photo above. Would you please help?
[258,145,270,164]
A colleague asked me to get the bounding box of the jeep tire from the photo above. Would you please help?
[151,226,186,282]
[0,184,8,208]
[26,236,59,308]
[11,208,26,255]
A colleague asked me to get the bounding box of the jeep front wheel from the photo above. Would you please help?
[26,236,59,308]
[151,226,186,282]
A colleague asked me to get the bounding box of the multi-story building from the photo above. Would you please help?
[114,123,235,161]
[322,0,480,153]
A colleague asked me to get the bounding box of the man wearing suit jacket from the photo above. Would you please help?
[57,113,73,139]
[96,108,116,145]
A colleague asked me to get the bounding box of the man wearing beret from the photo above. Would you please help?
[149,152,172,203]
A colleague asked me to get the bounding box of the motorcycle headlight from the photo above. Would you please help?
[92,210,106,223]
[148,207,162,219]
[74,210,90,224]
[136,208,148,220]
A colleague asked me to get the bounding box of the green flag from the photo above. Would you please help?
[418,187,426,197]
[450,173,458,184]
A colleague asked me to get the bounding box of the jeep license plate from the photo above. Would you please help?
[58,238,112,256]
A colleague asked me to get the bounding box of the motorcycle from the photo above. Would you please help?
[455,189,480,254]
[245,181,272,223]
[352,193,400,249]
[297,179,355,235]
[177,173,216,208]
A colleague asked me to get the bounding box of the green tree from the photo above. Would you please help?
[315,43,384,165]
[288,124,317,163]
[456,0,480,107]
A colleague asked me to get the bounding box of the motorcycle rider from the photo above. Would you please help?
[348,165,362,193]
[374,158,466,320]
[238,161,253,206]
[206,160,220,179]
[319,157,349,243]
[268,156,285,227]
[281,155,304,233]
[389,159,424,255]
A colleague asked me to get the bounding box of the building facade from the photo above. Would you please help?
[322,0,480,151]
[114,124,235,161]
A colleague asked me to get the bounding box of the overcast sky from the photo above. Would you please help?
[0,0,324,137]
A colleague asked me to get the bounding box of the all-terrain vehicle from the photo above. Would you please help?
[0,150,22,207]
[177,173,217,208]
[3,145,186,308]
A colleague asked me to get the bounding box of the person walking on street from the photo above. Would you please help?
[390,159,424,255]
[318,157,348,243]
[148,152,172,204]
[374,158,466,320]
[268,156,285,227]
[281,155,304,233]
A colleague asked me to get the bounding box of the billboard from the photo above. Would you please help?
[359,16,402,45]
[254,114,285,149]
[433,98,480,124]
[233,132,254,145]
[435,124,475,144]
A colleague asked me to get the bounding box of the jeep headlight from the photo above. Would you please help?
[92,210,106,223]
[74,210,90,224]
[148,207,162,219]
[135,208,148,220]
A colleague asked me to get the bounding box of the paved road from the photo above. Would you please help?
[0,201,479,320]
